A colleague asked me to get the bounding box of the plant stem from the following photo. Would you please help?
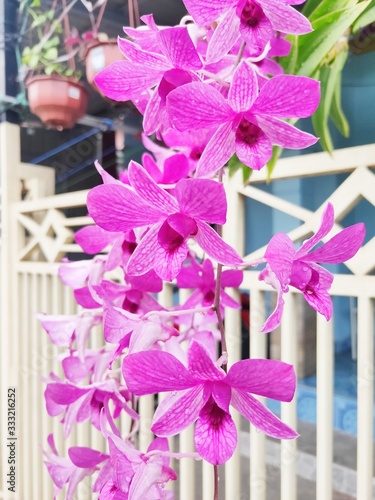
[214,465,219,500]
[213,167,228,371]
[233,41,246,70]
[214,262,227,371]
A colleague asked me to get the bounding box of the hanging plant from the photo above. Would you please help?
[20,0,88,129]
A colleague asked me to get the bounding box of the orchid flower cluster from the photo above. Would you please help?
[39,1,366,498]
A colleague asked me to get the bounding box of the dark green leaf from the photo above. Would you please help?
[302,0,324,17]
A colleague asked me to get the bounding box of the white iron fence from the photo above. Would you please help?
[0,122,374,499]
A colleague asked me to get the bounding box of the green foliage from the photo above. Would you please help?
[228,154,252,184]
[20,0,81,79]
[266,0,373,177]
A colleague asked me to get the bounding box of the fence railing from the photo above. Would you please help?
[0,122,374,499]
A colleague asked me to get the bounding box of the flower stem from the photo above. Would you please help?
[214,168,228,371]
[233,41,246,70]
[214,262,227,371]
[214,465,219,500]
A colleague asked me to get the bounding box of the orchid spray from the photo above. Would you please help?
[39,1,366,498]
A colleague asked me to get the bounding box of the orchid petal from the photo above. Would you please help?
[196,121,236,178]
[229,60,259,113]
[221,269,243,288]
[128,161,179,213]
[258,267,285,333]
[143,86,163,136]
[296,203,335,256]
[195,398,237,465]
[68,447,108,468]
[226,358,295,401]
[264,233,295,289]
[239,5,273,56]
[195,221,243,266]
[152,385,206,436]
[167,83,234,131]
[94,61,163,101]
[126,223,163,276]
[174,178,227,224]
[45,383,90,405]
[122,350,197,394]
[74,226,113,254]
[158,26,202,70]
[252,75,320,118]
[153,242,189,282]
[181,0,233,24]
[304,286,333,320]
[235,124,272,170]
[231,389,297,439]
[87,184,165,232]
[206,8,240,64]
[188,341,226,381]
[163,154,190,184]
[117,37,169,68]
[103,307,138,343]
[305,223,366,264]
[261,0,312,35]
[220,290,241,309]
[256,115,318,149]
[129,461,176,500]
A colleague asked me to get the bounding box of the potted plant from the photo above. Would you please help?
[20,0,89,130]
[79,0,125,90]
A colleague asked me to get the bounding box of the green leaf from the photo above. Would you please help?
[302,0,324,18]
[29,54,40,69]
[266,146,282,179]
[330,71,350,137]
[242,165,252,184]
[311,67,334,153]
[352,0,375,32]
[43,47,58,60]
[311,46,349,153]
[308,0,358,22]
[279,34,299,75]
[44,36,60,49]
[228,153,242,177]
[295,1,371,76]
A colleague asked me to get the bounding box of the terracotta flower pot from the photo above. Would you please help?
[26,75,89,130]
[84,40,123,91]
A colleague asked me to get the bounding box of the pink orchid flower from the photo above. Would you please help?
[168,60,320,177]
[37,312,102,360]
[45,376,137,438]
[259,203,366,332]
[123,340,297,465]
[87,160,242,281]
[96,434,176,499]
[182,0,310,61]
[177,258,243,309]
[95,25,202,135]
[43,434,107,500]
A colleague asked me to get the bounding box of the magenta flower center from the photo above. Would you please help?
[235,118,263,146]
[158,213,198,252]
[158,69,192,103]
[190,146,203,161]
[240,1,264,28]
